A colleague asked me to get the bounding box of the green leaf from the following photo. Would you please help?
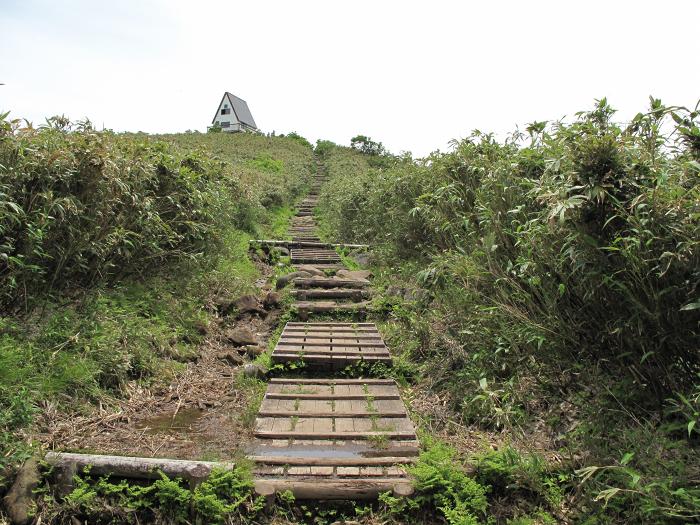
[688,420,696,436]
[620,452,634,465]
[680,301,700,311]
[595,487,622,506]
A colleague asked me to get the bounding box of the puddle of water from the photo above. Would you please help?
[136,408,206,436]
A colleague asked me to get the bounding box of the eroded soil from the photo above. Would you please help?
[36,274,283,461]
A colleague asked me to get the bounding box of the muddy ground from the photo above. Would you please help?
[36,263,282,461]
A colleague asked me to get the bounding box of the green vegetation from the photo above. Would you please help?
[0,116,314,475]
[319,98,700,523]
[42,466,262,524]
[2,97,699,523]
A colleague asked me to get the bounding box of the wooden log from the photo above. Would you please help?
[250,240,369,249]
[292,278,369,289]
[45,452,235,485]
[253,478,410,500]
[294,303,370,313]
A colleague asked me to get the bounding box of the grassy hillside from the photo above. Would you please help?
[318,99,700,523]
[0,118,314,475]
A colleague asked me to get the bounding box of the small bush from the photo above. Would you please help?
[247,153,283,173]
[407,440,489,524]
[57,466,260,524]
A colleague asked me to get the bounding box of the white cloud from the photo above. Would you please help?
[1,0,698,156]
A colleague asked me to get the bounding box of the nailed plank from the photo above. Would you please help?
[292,278,369,289]
[248,456,415,466]
[277,340,386,348]
[269,378,395,384]
[285,322,376,327]
[257,411,407,418]
[254,430,416,440]
[254,479,413,500]
[265,393,400,400]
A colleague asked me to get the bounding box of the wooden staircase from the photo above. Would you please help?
[247,162,418,500]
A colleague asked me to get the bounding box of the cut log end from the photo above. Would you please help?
[393,482,415,497]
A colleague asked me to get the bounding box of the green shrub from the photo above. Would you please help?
[407,440,489,524]
[0,116,238,308]
[319,98,700,523]
[59,466,259,524]
[315,139,337,158]
[473,447,564,508]
[247,153,283,173]
[284,131,312,149]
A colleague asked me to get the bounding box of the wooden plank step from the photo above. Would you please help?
[293,302,370,313]
[269,378,394,384]
[293,263,345,270]
[254,431,416,440]
[254,479,413,500]
[272,322,391,368]
[258,411,407,418]
[292,256,342,264]
[253,466,407,477]
[284,322,377,327]
[292,278,369,289]
[265,393,400,400]
[250,240,369,249]
[291,289,370,300]
[277,340,387,348]
[249,456,415,466]
[279,330,380,337]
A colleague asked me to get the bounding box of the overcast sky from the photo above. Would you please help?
[1,0,698,156]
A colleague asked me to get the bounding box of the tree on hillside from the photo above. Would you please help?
[351,135,385,156]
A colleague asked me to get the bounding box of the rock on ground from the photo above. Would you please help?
[242,363,268,379]
[263,291,281,309]
[244,345,265,357]
[336,269,372,281]
[225,327,259,346]
[233,295,266,316]
[216,350,244,366]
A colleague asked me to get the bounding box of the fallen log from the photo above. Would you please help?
[45,452,235,488]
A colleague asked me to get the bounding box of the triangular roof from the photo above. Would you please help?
[212,92,257,129]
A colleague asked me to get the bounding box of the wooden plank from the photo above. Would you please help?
[292,279,369,289]
[285,322,376,327]
[277,341,387,348]
[272,349,391,357]
[294,303,370,313]
[249,456,416,466]
[253,431,417,440]
[257,410,407,418]
[254,479,413,500]
[269,378,395,385]
[279,332,381,338]
[266,393,400,400]
[250,240,369,249]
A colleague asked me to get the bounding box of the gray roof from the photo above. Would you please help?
[225,92,257,129]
